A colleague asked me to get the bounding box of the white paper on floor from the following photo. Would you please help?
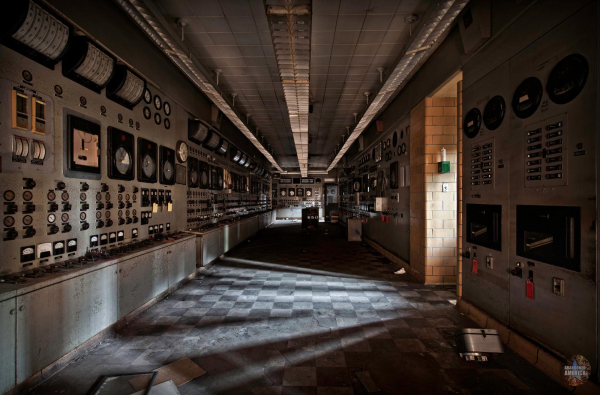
[394,268,406,274]
[131,380,180,395]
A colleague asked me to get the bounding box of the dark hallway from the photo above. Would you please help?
[31,221,568,395]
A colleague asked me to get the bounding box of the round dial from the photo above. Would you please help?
[61,192,69,201]
[547,54,588,105]
[154,113,161,125]
[353,181,360,192]
[201,171,208,186]
[289,189,295,197]
[281,190,286,197]
[143,155,156,178]
[133,194,137,202]
[115,147,132,175]
[4,190,15,201]
[164,118,170,129]
[511,77,543,119]
[23,191,33,201]
[96,192,102,201]
[125,209,130,217]
[105,211,111,218]
[191,170,198,185]
[306,190,312,197]
[118,194,123,201]
[105,193,111,201]
[154,95,162,110]
[483,95,506,131]
[96,211,102,219]
[47,191,56,201]
[143,106,151,120]
[176,141,188,163]
[118,210,123,218]
[4,216,15,227]
[164,102,171,116]
[80,192,87,201]
[80,212,87,221]
[125,194,130,201]
[14,137,23,156]
[132,209,137,216]
[143,88,152,104]
[163,160,174,181]
[61,213,69,222]
[47,214,56,223]
[23,215,33,226]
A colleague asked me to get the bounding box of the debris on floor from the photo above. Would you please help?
[355,371,381,393]
[131,380,181,395]
[129,358,206,391]
[394,268,406,274]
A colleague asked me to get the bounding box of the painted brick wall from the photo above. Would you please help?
[457,81,463,296]
[409,97,458,285]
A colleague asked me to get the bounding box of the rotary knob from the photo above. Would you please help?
[25,179,36,189]
[6,204,17,214]
[118,202,125,209]
[133,216,139,223]
[81,183,89,191]
[49,203,59,212]
[101,184,109,192]
[63,203,72,211]
[24,203,35,213]
[63,224,72,232]
[81,222,90,230]
[118,218,125,226]
[49,225,59,235]
[106,219,113,227]
[126,202,132,208]
[6,229,18,240]
[57,181,66,190]
[133,186,139,193]
[25,228,36,237]
[126,218,132,224]
[118,185,125,193]
[97,203,105,210]
[96,220,104,229]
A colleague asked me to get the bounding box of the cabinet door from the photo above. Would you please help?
[0,298,16,394]
[202,229,221,266]
[168,239,196,287]
[17,266,117,383]
[118,249,169,319]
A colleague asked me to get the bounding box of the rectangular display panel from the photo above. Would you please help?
[67,114,100,174]
[466,204,502,251]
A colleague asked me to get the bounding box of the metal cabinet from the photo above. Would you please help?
[202,228,221,267]
[16,266,117,384]
[168,239,196,287]
[118,250,168,319]
[0,298,16,394]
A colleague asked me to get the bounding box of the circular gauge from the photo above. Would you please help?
[143,106,151,120]
[201,170,208,186]
[118,194,123,201]
[191,170,198,185]
[133,194,137,202]
[128,118,133,127]
[54,85,63,95]
[106,211,111,218]
[483,95,506,131]
[387,138,391,147]
[80,192,87,201]
[96,192,102,201]
[61,191,69,201]
[154,112,161,125]
[23,215,33,226]
[22,70,32,81]
[118,113,123,122]
[101,105,106,115]
[154,95,162,110]
[164,102,171,116]
[512,77,543,119]
[143,155,156,178]
[164,118,170,130]
[163,161,174,181]
[353,181,360,192]
[401,143,406,154]
[281,189,286,197]
[14,137,23,156]
[80,212,87,221]
[463,108,482,138]
[47,214,56,223]
[4,190,15,201]
[135,121,140,129]
[393,131,397,147]
[80,96,87,106]
[306,190,312,197]
[105,193,111,201]
[4,216,15,227]
[133,209,137,216]
[118,210,123,218]
[143,88,152,104]
[96,211,102,219]
[125,194,130,201]
[289,190,295,197]
[47,191,56,201]
[397,146,402,156]
[546,54,588,105]
[125,209,130,217]
[176,141,188,163]
[61,213,69,222]
[23,191,33,201]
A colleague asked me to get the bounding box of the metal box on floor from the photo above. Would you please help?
[455,329,504,360]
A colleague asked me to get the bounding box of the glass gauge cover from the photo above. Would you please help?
[61,213,69,222]
[118,210,123,217]
[125,209,130,216]
[132,209,137,215]
[61,192,69,201]
[105,193,111,201]
[47,214,56,223]
[23,215,33,225]
[143,155,156,178]
[164,102,171,115]
[4,190,15,201]
[115,146,132,175]
[191,170,198,185]
[80,212,87,221]
[143,88,152,104]
[133,194,137,201]
[96,211,102,219]
[118,194,123,201]
[125,194,130,201]
[23,191,33,201]
[154,113,161,125]
[80,192,87,201]
[4,216,15,227]
[143,106,151,120]
[47,191,56,201]
[96,192,102,201]
[105,211,111,218]
[163,161,173,181]
[154,95,162,110]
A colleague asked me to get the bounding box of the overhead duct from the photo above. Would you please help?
[267,1,311,177]
[327,0,469,171]
[114,0,282,172]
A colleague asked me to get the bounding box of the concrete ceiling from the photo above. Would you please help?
[154,0,432,171]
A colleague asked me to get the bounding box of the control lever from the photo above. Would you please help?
[510,262,523,278]
[462,248,471,259]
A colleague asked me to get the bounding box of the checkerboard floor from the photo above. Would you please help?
[32,221,569,395]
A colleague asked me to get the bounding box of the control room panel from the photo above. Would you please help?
[272,177,322,210]
[0,0,271,277]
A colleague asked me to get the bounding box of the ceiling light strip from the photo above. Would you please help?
[115,0,282,172]
[327,0,468,171]
[267,2,311,176]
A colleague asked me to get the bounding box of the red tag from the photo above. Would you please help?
[472,259,478,273]
[526,280,535,300]
[382,215,385,221]
[385,216,389,223]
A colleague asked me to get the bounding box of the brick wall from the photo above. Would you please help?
[457,81,463,296]
[409,97,458,285]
